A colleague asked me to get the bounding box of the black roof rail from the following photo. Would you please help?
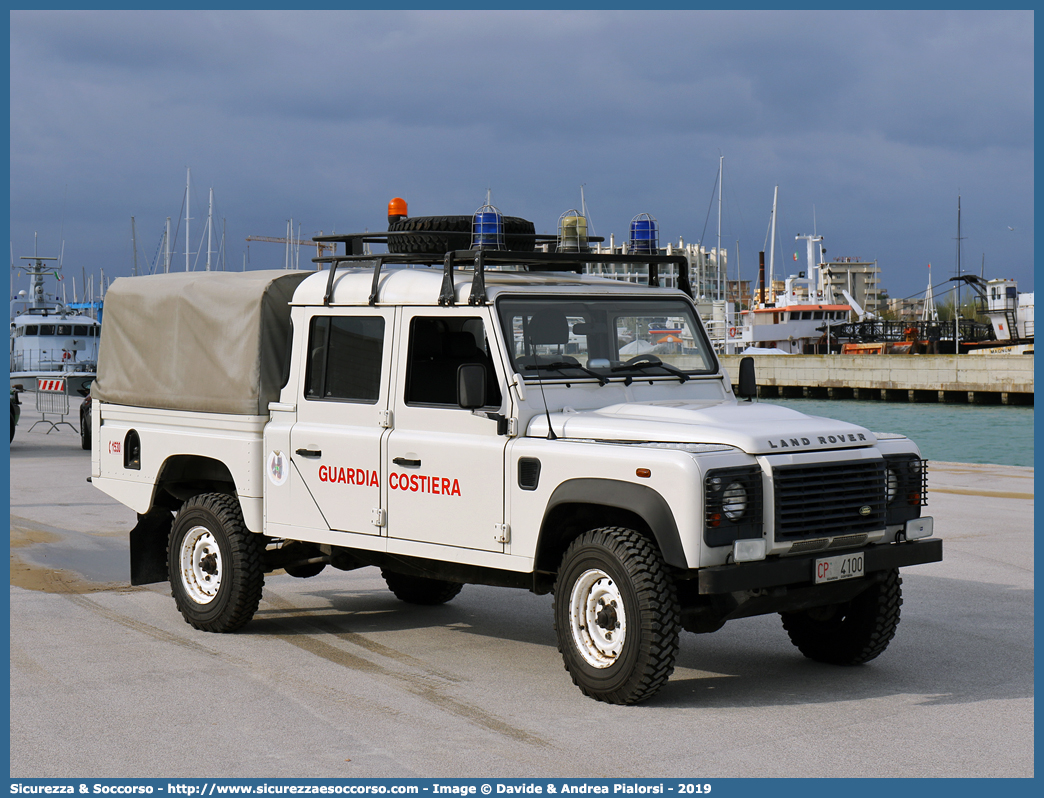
[311,234,695,305]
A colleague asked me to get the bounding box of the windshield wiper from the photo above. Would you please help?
[525,361,609,386]
[611,355,690,383]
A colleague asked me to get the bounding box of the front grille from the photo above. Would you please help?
[772,459,886,541]
[787,534,869,555]
[789,539,830,553]
[827,533,869,549]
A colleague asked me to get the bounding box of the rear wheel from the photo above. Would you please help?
[780,568,903,665]
[381,569,463,605]
[79,406,91,450]
[553,527,680,705]
[169,493,265,632]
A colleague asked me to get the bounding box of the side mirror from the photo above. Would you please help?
[737,356,757,401]
[457,363,487,409]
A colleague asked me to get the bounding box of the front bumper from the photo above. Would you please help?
[697,537,943,595]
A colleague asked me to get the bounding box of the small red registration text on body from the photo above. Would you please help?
[109,440,121,455]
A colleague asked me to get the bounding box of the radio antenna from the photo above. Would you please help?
[526,331,557,441]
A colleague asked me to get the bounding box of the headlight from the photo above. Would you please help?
[704,466,763,548]
[883,455,926,526]
[722,482,747,520]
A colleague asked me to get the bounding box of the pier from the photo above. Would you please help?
[8,401,1034,777]
[720,353,1034,405]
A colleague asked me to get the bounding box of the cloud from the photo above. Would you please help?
[9,9,1033,296]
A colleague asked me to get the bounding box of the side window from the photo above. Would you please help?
[304,316,384,403]
[405,316,503,407]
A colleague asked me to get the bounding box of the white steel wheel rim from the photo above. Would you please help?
[569,568,627,668]
[179,525,223,604]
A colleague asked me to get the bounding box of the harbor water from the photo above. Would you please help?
[762,397,1034,467]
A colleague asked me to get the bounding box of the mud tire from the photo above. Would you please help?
[79,406,91,450]
[387,215,535,254]
[553,527,680,705]
[381,569,464,605]
[169,493,265,632]
[780,568,903,665]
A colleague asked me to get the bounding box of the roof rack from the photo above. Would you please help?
[311,231,694,306]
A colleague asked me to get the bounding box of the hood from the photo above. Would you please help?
[527,400,877,455]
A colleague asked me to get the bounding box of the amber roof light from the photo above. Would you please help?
[388,197,408,222]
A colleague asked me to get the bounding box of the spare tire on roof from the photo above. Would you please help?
[387,215,536,254]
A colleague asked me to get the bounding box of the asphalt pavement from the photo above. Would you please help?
[7,401,1034,778]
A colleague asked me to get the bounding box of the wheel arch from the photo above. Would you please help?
[535,478,687,574]
[129,455,241,587]
[154,453,238,507]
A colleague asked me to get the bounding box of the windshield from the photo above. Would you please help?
[497,296,717,381]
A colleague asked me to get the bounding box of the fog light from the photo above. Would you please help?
[904,516,933,540]
[733,539,766,563]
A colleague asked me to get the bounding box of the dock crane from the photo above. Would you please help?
[245,233,339,270]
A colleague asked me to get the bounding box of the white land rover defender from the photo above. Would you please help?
[90,208,940,704]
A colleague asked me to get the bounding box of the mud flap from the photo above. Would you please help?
[129,507,173,585]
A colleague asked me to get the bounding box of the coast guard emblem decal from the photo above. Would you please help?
[267,450,289,486]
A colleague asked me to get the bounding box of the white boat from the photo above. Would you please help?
[730,275,852,354]
[727,188,852,354]
[10,253,100,394]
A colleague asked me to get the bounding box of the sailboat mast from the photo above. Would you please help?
[768,186,778,302]
[955,195,962,354]
[207,187,214,272]
[717,155,723,301]
[185,167,191,271]
[131,216,139,277]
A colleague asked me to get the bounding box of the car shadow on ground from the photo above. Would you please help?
[243,570,1032,710]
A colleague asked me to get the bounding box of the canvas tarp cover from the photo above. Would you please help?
[93,270,311,415]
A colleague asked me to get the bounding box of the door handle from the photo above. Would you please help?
[295,448,322,458]
[393,457,421,468]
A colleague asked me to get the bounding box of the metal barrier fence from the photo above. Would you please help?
[30,377,77,433]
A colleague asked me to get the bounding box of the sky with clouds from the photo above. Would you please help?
[9,9,1034,307]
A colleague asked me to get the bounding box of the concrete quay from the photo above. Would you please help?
[7,404,1035,778]
[720,353,1034,405]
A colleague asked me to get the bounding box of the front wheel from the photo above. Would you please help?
[169,493,265,632]
[553,527,680,705]
[780,568,903,665]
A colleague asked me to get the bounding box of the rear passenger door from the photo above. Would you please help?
[289,309,394,536]
[385,309,509,553]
